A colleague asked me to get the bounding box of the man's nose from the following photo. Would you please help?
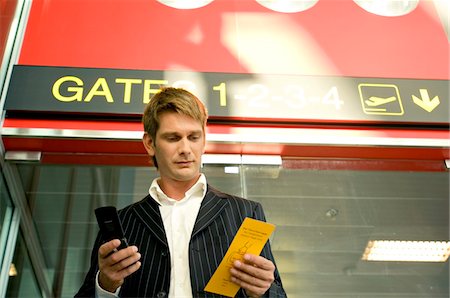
[178,138,191,154]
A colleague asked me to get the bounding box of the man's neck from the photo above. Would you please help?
[158,175,201,200]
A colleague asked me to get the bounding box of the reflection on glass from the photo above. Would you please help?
[6,233,41,297]
[0,170,14,289]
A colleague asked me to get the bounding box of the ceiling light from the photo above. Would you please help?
[9,263,17,276]
[354,0,419,17]
[362,240,450,262]
[202,154,241,165]
[255,0,319,13]
[202,154,282,166]
[157,0,214,9]
[241,155,282,165]
[224,166,240,174]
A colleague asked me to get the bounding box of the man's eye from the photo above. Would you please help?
[189,135,200,141]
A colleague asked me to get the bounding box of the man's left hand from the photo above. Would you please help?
[230,254,275,297]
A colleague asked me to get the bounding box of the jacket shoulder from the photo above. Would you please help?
[117,194,153,216]
[206,184,262,208]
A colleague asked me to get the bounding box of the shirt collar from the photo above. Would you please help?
[149,173,207,205]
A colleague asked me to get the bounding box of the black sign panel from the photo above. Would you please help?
[5,65,449,124]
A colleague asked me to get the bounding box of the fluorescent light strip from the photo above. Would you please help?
[362,240,450,262]
[202,154,282,166]
[202,154,241,165]
[224,166,240,174]
[241,155,282,165]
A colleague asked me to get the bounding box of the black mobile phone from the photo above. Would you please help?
[95,206,129,250]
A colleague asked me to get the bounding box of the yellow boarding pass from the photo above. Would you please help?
[204,217,276,297]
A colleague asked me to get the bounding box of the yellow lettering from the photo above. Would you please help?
[116,78,142,103]
[52,76,84,102]
[84,78,114,103]
[143,79,168,103]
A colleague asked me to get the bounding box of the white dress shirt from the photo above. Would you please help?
[96,174,207,298]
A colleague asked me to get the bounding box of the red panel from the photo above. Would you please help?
[2,137,146,154]
[18,0,449,79]
[41,153,151,167]
[2,135,446,171]
[3,134,449,165]
[38,152,447,171]
[3,118,450,140]
[3,118,143,131]
[0,0,17,60]
[277,145,449,160]
[282,159,447,172]
[3,117,449,162]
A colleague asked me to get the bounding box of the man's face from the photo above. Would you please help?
[143,112,205,184]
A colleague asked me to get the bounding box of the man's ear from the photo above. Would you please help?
[142,133,155,156]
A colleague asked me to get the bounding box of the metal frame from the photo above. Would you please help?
[0,197,20,298]
[0,0,30,122]
[2,126,449,148]
[0,0,54,297]
[2,161,53,297]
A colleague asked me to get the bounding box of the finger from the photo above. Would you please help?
[105,246,139,266]
[230,266,270,289]
[109,251,141,272]
[118,260,142,277]
[230,267,270,298]
[108,259,142,281]
[243,254,275,271]
[98,260,142,293]
[100,253,141,275]
[97,246,141,293]
[233,260,274,283]
[98,239,121,258]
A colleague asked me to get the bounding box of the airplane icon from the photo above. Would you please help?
[358,83,404,116]
[365,96,397,107]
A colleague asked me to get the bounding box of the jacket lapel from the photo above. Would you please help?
[133,195,168,246]
[191,186,228,238]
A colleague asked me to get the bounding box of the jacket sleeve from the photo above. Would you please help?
[254,202,288,298]
[74,232,103,298]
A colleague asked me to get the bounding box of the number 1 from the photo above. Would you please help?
[213,82,227,106]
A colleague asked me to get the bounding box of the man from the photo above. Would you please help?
[75,87,286,297]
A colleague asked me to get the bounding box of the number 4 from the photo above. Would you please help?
[322,86,343,110]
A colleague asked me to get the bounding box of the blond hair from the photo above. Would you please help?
[142,87,208,167]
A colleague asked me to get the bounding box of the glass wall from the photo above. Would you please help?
[4,160,449,298]
[6,233,40,297]
[0,173,14,267]
[0,169,17,297]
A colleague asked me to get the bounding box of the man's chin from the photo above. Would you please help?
[173,168,200,181]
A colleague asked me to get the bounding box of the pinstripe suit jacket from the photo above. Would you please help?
[75,185,286,298]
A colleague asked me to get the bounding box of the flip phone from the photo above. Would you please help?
[95,206,129,250]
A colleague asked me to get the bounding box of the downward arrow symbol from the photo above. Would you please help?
[412,89,440,112]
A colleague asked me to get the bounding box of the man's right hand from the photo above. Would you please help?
[98,239,142,293]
